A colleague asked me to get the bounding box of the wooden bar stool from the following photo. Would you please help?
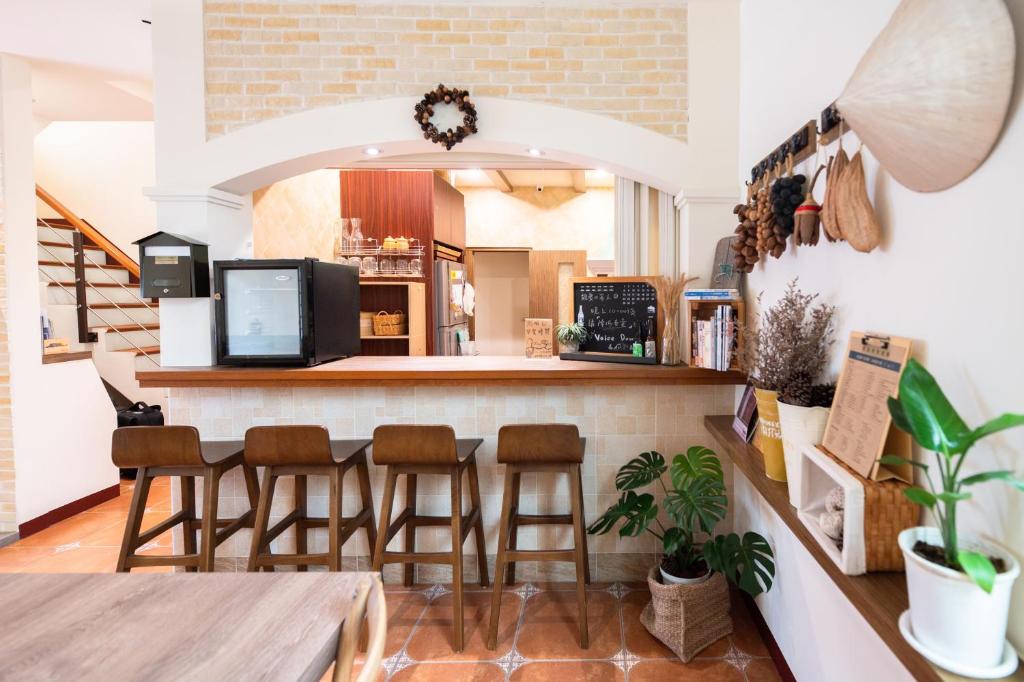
[370,425,489,652]
[244,426,377,572]
[487,424,590,650]
[111,426,259,573]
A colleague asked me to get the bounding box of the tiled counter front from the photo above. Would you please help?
[167,384,736,580]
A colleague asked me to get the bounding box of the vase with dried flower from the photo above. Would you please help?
[741,279,836,488]
[653,275,696,366]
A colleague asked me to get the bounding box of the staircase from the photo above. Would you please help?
[36,187,163,404]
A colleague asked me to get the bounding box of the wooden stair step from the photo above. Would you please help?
[48,281,131,288]
[116,345,160,355]
[39,240,102,250]
[89,303,156,309]
[37,219,75,229]
[102,324,159,332]
[38,260,128,270]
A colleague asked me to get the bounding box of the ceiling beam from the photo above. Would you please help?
[571,169,587,193]
[485,169,513,192]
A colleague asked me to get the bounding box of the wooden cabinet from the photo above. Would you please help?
[430,174,465,249]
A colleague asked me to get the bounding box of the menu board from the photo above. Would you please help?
[524,318,553,358]
[822,332,913,481]
[573,279,657,355]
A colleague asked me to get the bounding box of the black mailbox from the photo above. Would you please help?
[133,231,210,298]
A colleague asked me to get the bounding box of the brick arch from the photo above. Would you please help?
[202,97,691,195]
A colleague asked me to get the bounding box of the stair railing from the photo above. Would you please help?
[36,185,140,277]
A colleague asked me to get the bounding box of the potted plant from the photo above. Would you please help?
[588,446,775,659]
[555,322,587,353]
[741,279,835,485]
[881,359,1023,672]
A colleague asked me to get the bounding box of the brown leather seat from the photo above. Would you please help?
[112,426,210,468]
[496,424,584,463]
[372,425,465,465]
[244,425,369,466]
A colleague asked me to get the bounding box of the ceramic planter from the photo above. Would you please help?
[898,527,1020,670]
[753,388,786,481]
[660,566,712,586]
[777,402,830,506]
[560,340,580,353]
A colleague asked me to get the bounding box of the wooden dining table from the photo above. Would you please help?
[0,572,378,681]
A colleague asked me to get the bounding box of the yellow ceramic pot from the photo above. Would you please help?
[753,388,787,482]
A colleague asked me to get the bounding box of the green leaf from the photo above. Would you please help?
[662,527,686,556]
[970,413,1024,444]
[878,454,928,471]
[586,491,659,538]
[615,451,667,491]
[665,476,727,534]
[936,491,972,504]
[960,470,1024,491]
[703,532,776,597]
[669,446,724,491]
[903,487,937,507]
[958,550,996,594]
[892,359,972,455]
[887,396,914,435]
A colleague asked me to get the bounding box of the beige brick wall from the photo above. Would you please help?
[203,1,688,141]
[0,145,15,534]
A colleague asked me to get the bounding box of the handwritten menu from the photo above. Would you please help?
[574,281,657,354]
[524,318,553,359]
[822,332,913,480]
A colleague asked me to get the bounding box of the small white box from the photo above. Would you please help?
[797,445,867,575]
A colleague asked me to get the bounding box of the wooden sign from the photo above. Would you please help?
[821,332,913,482]
[524,318,553,359]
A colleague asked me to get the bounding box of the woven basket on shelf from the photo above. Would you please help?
[639,567,732,662]
[372,310,406,336]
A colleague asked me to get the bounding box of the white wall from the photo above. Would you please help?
[34,121,156,256]
[1,54,118,525]
[739,0,1024,656]
[472,251,529,356]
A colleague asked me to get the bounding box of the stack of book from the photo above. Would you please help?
[684,288,739,301]
[691,304,737,371]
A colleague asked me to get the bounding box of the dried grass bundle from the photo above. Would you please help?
[740,279,836,396]
[653,274,697,366]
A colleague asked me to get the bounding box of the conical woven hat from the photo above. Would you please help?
[835,0,1015,193]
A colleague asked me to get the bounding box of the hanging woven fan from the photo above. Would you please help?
[834,0,1015,193]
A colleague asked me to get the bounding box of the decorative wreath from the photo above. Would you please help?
[414,83,478,150]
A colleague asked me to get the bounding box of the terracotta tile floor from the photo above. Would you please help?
[0,480,783,681]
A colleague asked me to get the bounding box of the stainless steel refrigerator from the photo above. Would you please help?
[434,260,469,355]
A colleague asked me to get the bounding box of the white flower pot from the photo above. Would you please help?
[660,566,712,586]
[777,402,830,507]
[898,527,1020,669]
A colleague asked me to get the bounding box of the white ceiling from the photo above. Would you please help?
[453,168,615,190]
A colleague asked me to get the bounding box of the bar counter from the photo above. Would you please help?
[137,355,747,388]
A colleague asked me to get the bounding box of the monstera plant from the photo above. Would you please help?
[588,446,775,596]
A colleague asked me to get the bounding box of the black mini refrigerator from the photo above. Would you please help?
[213,258,360,366]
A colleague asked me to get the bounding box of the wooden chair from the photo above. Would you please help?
[244,426,377,572]
[333,574,387,682]
[111,425,259,572]
[486,424,590,650]
[370,425,489,652]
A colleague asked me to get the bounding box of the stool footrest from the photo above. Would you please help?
[512,513,573,526]
[135,510,189,546]
[126,553,201,568]
[502,549,576,563]
[254,553,331,567]
[382,551,456,565]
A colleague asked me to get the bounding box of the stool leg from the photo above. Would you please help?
[200,465,222,572]
[328,467,343,571]
[403,474,417,587]
[466,456,489,588]
[506,471,521,586]
[569,463,589,649]
[248,468,277,572]
[576,465,591,584]
[116,468,153,573]
[371,468,397,574]
[180,475,198,573]
[295,475,308,572]
[487,464,516,650]
[450,465,465,653]
[355,456,378,567]
[242,465,260,522]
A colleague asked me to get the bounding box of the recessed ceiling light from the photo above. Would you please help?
[527,148,543,157]
[363,147,381,156]
[593,168,610,178]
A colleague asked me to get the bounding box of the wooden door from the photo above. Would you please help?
[528,250,587,349]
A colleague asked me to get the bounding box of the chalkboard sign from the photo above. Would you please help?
[573,279,657,355]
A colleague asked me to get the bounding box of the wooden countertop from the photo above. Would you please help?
[704,416,1023,682]
[137,355,748,388]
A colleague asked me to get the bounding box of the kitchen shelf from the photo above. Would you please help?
[360,335,409,340]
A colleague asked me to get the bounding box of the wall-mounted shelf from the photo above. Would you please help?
[358,281,426,356]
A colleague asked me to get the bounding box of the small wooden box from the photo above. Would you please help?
[684,298,744,370]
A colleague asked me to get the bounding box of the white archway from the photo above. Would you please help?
[195,97,691,195]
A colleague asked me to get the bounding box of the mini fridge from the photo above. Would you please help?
[213,258,360,366]
[434,260,469,355]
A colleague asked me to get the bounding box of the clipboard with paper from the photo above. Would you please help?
[820,332,914,483]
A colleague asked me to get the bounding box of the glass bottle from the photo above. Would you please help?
[350,218,364,250]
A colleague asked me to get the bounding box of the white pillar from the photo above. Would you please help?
[614,176,640,276]
[675,191,738,288]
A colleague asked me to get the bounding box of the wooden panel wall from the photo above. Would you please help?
[528,250,587,348]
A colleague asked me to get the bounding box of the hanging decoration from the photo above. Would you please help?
[414,84,478,151]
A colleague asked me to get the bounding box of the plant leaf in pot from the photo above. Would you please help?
[882,358,1024,670]
[555,322,587,353]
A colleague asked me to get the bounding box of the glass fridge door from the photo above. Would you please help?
[223,267,303,358]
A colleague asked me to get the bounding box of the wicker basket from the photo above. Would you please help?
[639,567,732,662]
[372,310,406,336]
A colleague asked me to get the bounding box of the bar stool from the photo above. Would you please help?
[244,426,377,572]
[487,424,590,650]
[111,425,259,573]
[371,425,489,652]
